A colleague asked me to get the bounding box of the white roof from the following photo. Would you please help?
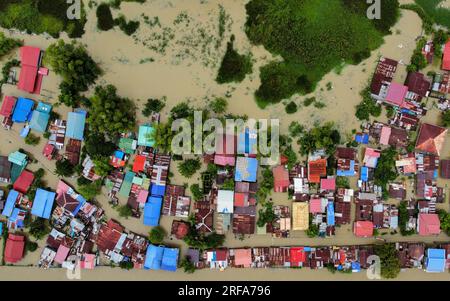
[217,190,234,214]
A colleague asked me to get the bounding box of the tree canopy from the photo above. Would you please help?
[88,85,136,137]
[216,35,252,84]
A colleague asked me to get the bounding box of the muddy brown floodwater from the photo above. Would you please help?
[0,0,449,280]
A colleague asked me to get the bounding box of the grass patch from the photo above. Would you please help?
[0,0,87,38]
[245,0,399,107]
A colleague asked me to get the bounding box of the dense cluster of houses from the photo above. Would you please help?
[1,39,450,276]
[184,242,450,273]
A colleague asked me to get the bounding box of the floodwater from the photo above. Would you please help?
[0,0,449,280]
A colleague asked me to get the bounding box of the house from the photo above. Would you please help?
[4,234,25,263]
[95,219,124,258]
[353,221,373,237]
[396,154,417,175]
[335,190,352,225]
[138,124,155,147]
[11,97,34,123]
[47,119,66,150]
[336,147,358,177]
[214,133,236,166]
[143,196,163,226]
[217,190,234,214]
[370,57,398,99]
[42,143,56,160]
[207,249,229,269]
[363,148,381,168]
[31,188,56,219]
[0,156,11,184]
[8,151,27,168]
[440,159,450,179]
[144,245,179,272]
[388,183,406,200]
[290,247,308,267]
[13,170,34,194]
[426,249,446,273]
[54,244,71,264]
[66,111,87,141]
[17,46,43,94]
[308,158,327,184]
[320,178,335,192]
[292,202,309,231]
[0,96,16,129]
[273,165,289,192]
[234,157,258,182]
[171,220,190,239]
[233,206,256,235]
[418,213,440,236]
[405,72,431,101]
[1,190,20,217]
[384,82,408,108]
[65,138,82,165]
[194,195,214,233]
[415,123,447,155]
[163,185,191,218]
[29,102,51,133]
[442,40,450,71]
[232,249,252,268]
[81,155,101,181]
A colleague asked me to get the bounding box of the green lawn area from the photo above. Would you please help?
[415,0,450,28]
[245,0,399,108]
[0,0,87,38]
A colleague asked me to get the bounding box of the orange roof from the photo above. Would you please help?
[132,155,146,173]
[415,123,447,155]
[234,192,248,207]
[353,221,373,237]
[234,249,252,267]
[308,159,327,183]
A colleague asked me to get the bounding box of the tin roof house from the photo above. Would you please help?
[29,102,52,133]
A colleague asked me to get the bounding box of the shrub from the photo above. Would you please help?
[96,3,114,31]
[114,15,140,35]
[117,205,133,218]
[178,158,201,178]
[29,218,50,240]
[285,101,298,114]
[210,97,228,114]
[180,257,196,274]
[190,184,203,201]
[55,159,74,177]
[26,241,38,252]
[216,35,252,84]
[119,260,134,270]
[149,226,166,244]
[0,32,22,59]
[25,133,40,146]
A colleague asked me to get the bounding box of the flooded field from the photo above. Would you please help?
[0,0,449,280]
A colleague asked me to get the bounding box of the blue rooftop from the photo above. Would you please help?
[144,244,164,270]
[143,196,163,226]
[12,97,34,123]
[360,166,369,182]
[237,128,257,155]
[235,157,258,182]
[161,247,179,272]
[337,160,356,177]
[426,249,446,273]
[2,189,19,217]
[355,133,369,144]
[327,202,335,226]
[150,184,166,197]
[31,188,56,219]
[66,111,86,140]
[29,110,50,133]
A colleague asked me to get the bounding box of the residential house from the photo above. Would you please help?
[440,159,450,179]
[426,249,446,273]
[171,220,190,240]
[405,72,431,101]
[0,95,16,129]
[234,156,258,182]
[353,221,374,237]
[442,40,450,71]
[11,97,34,123]
[370,57,398,100]
[163,185,191,218]
[335,147,358,177]
[415,123,447,155]
[31,188,56,219]
[66,110,86,141]
[143,196,163,226]
[273,165,289,192]
[29,102,51,133]
[214,133,236,166]
[137,124,155,147]
[292,202,309,231]
[0,156,11,184]
[417,213,440,236]
[4,234,25,263]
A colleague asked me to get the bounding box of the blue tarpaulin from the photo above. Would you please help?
[352,262,361,272]
[327,202,335,226]
[2,189,19,217]
[355,133,369,144]
[11,97,34,123]
[143,196,163,226]
[150,184,166,197]
[31,188,56,219]
[426,249,445,273]
[144,245,164,270]
[161,247,179,272]
[360,166,369,182]
[337,160,356,177]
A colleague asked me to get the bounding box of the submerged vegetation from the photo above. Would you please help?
[245,0,399,107]
[0,32,21,59]
[0,0,86,38]
[216,35,252,84]
[414,0,450,29]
